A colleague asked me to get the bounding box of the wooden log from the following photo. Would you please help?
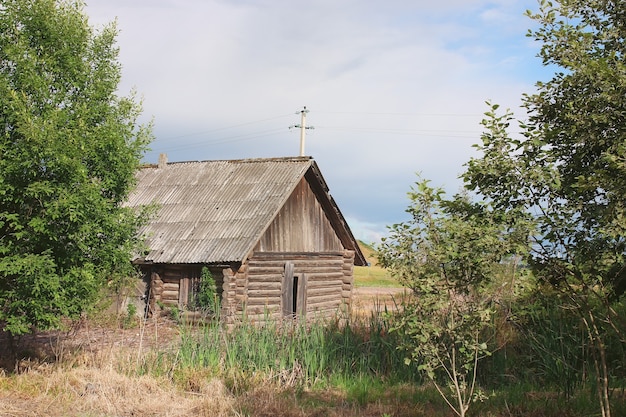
[248,283,281,293]
[307,295,342,306]
[307,281,342,292]
[307,299,341,311]
[307,280,343,288]
[308,294,341,304]
[246,266,285,274]
[253,259,343,268]
[248,289,281,298]
[161,290,179,300]
[251,252,343,261]
[306,273,345,281]
[245,299,280,308]
[249,260,277,267]
[242,304,280,316]
[306,269,344,276]
[250,261,338,269]
[298,263,343,269]
[306,279,343,287]
[245,274,282,283]
[160,299,178,306]
[249,258,343,267]
[309,298,342,308]
[309,284,342,292]
[238,314,282,324]
[298,265,344,273]
[342,290,352,299]
[163,282,179,291]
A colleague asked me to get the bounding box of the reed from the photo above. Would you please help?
[145,307,420,389]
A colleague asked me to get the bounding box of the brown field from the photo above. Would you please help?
[0,242,421,416]
[0,287,422,417]
[351,286,408,316]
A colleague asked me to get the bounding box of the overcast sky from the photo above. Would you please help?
[85,0,551,243]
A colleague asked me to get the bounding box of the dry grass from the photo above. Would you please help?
[350,286,408,317]
[0,318,238,417]
[0,365,235,417]
[0,265,417,417]
[0,327,428,417]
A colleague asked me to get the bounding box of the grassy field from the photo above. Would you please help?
[353,241,400,287]
[1,243,624,416]
[1,313,622,417]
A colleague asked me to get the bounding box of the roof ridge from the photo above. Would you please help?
[143,156,312,167]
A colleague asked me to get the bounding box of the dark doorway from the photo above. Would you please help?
[292,275,299,316]
[283,262,307,318]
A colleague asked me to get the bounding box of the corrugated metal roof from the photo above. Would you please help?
[126,156,367,266]
[126,157,313,264]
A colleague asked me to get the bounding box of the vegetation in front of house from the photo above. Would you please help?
[1,305,625,416]
[194,267,221,316]
[459,1,626,415]
[377,180,531,417]
[373,1,626,416]
[0,0,152,341]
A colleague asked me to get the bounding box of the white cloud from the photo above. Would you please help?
[84,0,550,240]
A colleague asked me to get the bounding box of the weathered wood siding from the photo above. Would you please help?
[221,263,247,324]
[143,253,354,324]
[254,178,343,253]
[342,250,355,314]
[233,251,354,323]
[140,172,356,323]
[144,264,225,316]
[229,177,356,323]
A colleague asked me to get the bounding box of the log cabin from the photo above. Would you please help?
[125,155,366,323]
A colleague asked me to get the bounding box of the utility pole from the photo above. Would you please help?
[290,106,314,156]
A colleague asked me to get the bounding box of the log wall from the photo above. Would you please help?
[142,250,355,324]
[144,264,225,317]
[342,250,355,314]
[228,250,354,323]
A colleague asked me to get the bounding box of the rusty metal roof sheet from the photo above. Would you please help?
[126,156,366,265]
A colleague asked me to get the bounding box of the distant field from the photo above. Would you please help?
[353,241,401,287]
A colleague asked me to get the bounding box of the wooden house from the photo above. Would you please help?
[125,156,367,323]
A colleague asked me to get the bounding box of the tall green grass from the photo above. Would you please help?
[482,299,625,386]
[133,309,420,390]
[124,299,626,415]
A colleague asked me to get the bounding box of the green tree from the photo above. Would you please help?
[378,180,528,417]
[0,0,152,339]
[195,266,220,317]
[464,2,626,415]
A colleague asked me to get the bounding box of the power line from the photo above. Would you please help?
[321,126,482,138]
[149,109,524,154]
[156,127,286,152]
[159,113,293,140]
[315,110,485,117]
